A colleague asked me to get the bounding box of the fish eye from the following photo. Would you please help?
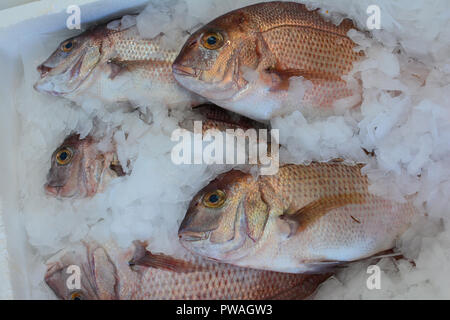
[202,190,226,208]
[201,31,224,50]
[55,148,73,165]
[70,292,83,300]
[61,40,74,52]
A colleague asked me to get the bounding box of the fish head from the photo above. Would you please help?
[173,10,258,102]
[178,170,269,262]
[34,28,106,96]
[45,242,119,300]
[45,134,110,198]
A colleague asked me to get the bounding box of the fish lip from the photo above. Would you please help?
[33,81,64,96]
[178,230,210,242]
[37,64,52,78]
[172,64,199,78]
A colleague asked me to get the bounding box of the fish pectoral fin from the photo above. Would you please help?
[129,242,200,273]
[264,66,341,91]
[264,67,303,91]
[279,193,367,237]
[107,59,127,79]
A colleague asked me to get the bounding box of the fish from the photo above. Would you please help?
[180,104,268,132]
[45,240,331,300]
[178,163,417,273]
[34,15,204,107]
[172,1,364,121]
[45,134,125,198]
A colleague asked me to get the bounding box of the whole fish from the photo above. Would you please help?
[34,15,203,107]
[173,1,363,121]
[45,134,124,198]
[178,163,417,273]
[45,240,331,300]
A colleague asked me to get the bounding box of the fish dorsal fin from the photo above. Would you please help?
[129,242,201,273]
[280,193,367,237]
[107,59,126,79]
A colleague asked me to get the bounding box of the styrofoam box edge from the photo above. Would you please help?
[0,0,149,299]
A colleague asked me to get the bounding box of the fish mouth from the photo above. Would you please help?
[178,230,210,242]
[45,183,78,198]
[172,64,199,78]
[45,184,61,197]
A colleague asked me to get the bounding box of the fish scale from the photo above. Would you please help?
[112,28,178,69]
[264,28,358,77]
[109,28,179,84]
[179,163,417,273]
[242,1,353,36]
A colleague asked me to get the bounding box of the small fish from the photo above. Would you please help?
[178,163,417,273]
[45,134,124,198]
[45,240,331,300]
[34,16,203,106]
[173,1,363,121]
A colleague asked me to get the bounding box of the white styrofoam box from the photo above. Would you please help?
[0,0,149,300]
